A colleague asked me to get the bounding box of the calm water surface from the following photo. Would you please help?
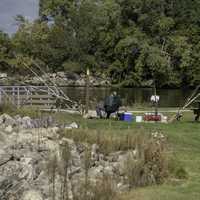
[63,87,192,108]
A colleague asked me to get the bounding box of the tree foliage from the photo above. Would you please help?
[0,0,200,87]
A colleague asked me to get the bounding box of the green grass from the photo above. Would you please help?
[121,122,200,200]
[1,103,198,200]
[51,111,200,200]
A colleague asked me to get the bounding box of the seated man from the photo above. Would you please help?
[104,91,122,119]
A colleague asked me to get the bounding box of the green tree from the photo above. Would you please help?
[0,0,200,87]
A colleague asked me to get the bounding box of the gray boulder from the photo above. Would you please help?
[0,114,15,126]
[91,144,99,163]
[21,116,33,129]
[22,190,43,200]
[4,125,13,133]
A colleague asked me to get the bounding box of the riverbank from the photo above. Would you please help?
[0,72,111,87]
[1,72,193,88]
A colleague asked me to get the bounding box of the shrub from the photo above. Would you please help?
[0,102,42,118]
[0,101,16,115]
[61,129,142,155]
[123,133,169,188]
[73,172,119,200]
[16,106,42,118]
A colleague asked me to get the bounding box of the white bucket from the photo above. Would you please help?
[161,116,168,123]
[136,116,143,123]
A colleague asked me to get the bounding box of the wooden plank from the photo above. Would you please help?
[0,89,2,104]
[1,90,49,94]
[23,105,54,109]
[17,87,20,108]
[26,99,56,104]
[0,85,54,89]
[18,95,55,99]
[0,86,62,108]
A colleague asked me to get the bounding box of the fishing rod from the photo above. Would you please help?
[14,54,80,110]
[30,61,80,109]
[170,85,200,122]
[31,60,71,101]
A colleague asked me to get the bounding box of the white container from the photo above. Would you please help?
[161,116,168,123]
[136,116,143,123]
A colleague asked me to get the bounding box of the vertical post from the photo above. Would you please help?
[85,67,90,114]
[154,80,158,116]
[12,86,15,105]
[17,86,20,108]
[26,87,29,106]
[0,87,2,105]
[30,88,33,106]
[47,87,50,108]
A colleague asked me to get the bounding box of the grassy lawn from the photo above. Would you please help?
[120,121,200,200]
[52,110,200,200]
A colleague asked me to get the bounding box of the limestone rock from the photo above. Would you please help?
[0,73,7,79]
[0,115,133,198]
[91,144,99,163]
[21,116,33,129]
[0,114,15,126]
[22,190,43,200]
[50,126,59,134]
[70,122,78,129]
[75,78,85,86]
[5,125,13,133]
[65,122,79,129]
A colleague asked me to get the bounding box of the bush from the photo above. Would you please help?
[72,168,119,200]
[0,102,17,115]
[16,106,42,118]
[0,102,41,118]
[123,133,169,187]
[61,129,143,155]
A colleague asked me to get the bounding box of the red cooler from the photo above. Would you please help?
[144,114,161,121]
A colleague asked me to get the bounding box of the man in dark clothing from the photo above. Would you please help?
[193,102,200,122]
[104,91,122,119]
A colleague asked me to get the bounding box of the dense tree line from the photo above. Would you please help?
[0,0,200,87]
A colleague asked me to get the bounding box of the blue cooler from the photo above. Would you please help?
[119,113,124,121]
[123,112,133,122]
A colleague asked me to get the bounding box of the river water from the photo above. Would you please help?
[63,87,192,108]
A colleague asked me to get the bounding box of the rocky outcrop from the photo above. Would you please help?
[0,127,132,200]
[0,114,132,200]
[0,113,168,200]
[22,190,43,200]
[0,114,55,129]
[0,72,111,87]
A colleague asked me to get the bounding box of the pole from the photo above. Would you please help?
[85,67,90,114]
[0,87,2,105]
[17,86,20,108]
[154,79,158,116]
